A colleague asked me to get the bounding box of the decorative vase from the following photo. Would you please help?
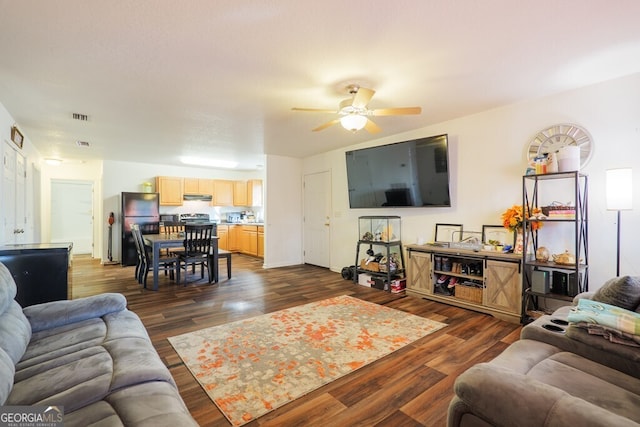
[514,228,524,255]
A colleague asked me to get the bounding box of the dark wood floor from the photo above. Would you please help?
[70,254,522,427]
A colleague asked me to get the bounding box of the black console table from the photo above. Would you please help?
[0,243,72,307]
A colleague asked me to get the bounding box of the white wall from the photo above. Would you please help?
[303,72,640,291]
[263,155,303,268]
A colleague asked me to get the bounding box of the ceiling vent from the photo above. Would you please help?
[72,113,89,121]
[76,140,90,147]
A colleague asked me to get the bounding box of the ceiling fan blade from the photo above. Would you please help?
[364,118,382,134]
[312,118,341,132]
[352,87,375,109]
[370,106,422,116]
[292,107,337,113]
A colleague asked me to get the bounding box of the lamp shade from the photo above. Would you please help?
[606,168,633,210]
[340,114,367,132]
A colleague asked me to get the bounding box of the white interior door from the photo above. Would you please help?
[51,180,94,254]
[2,141,26,244]
[303,170,331,268]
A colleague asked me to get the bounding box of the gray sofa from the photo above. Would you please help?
[448,276,640,427]
[0,262,197,426]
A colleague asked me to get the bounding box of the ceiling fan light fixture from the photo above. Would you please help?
[340,114,367,132]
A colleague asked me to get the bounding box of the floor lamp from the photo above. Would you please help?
[605,168,633,276]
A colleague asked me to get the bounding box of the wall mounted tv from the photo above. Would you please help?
[345,134,451,208]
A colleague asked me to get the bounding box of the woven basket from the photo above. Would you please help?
[455,285,483,304]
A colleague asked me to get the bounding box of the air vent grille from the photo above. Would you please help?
[76,140,90,147]
[72,113,89,121]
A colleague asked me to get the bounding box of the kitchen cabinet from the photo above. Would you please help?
[184,178,214,198]
[240,225,258,256]
[228,225,240,251]
[156,176,183,206]
[257,226,264,257]
[248,179,263,207]
[213,180,234,206]
[233,181,248,206]
[406,244,522,323]
[183,178,199,194]
[217,225,229,250]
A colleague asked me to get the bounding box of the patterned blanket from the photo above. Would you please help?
[568,299,640,343]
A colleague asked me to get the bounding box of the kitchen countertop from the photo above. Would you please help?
[218,222,264,226]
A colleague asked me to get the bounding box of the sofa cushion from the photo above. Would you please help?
[0,349,15,405]
[23,292,127,333]
[591,276,640,311]
[0,262,17,315]
[484,339,640,424]
[7,346,114,412]
[0,301,31,364]
[64,382,198,427]
[0,263,31,406]
[522,314,640,379]
[10,308,177,412]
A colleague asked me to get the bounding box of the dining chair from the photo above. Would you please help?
[131,224,180,287]
[210,249,232,283]
[162,223,185,257]
[177,223,213,285]
[131,224,145,283]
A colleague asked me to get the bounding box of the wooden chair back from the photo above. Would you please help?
[183,224,213,257]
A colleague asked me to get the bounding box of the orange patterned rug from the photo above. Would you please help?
[168,295,447,426]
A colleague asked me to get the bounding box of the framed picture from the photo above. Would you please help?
[434,223,463,242]
[482,225,515,247]
[11,126,23,149]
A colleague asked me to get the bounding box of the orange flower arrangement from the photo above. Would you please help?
[501,205,543,232]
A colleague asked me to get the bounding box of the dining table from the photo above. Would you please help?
[143,233,220,291]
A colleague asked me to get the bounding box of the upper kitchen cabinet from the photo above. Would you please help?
[184,178,214,197]
[213,180,234,206]
[233,181,248,206]
[156,176,183,206]
[248,179,263,207]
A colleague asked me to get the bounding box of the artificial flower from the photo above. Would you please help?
[501,205,543,232]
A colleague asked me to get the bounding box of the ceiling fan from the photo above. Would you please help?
[292,85,422,133]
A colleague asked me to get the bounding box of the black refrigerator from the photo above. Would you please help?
[121,192,160,266]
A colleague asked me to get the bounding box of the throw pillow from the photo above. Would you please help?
[592,276,640,311]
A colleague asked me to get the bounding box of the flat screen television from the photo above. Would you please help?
[345,133,451,208]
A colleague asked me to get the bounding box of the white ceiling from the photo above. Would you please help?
[1,0,640,170]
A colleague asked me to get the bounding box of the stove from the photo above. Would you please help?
[179,213,210,223]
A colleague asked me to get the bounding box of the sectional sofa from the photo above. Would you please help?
[448,276,640,426]
[0,262,197,426]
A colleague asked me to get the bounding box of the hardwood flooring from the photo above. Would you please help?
[70,254,522,426]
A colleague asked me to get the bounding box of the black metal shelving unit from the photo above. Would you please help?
[353,216,405,292]
[521,171,588,323]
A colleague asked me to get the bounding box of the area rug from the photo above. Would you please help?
[168,295,446,426]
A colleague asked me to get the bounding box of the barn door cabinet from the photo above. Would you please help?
[406,244,522,323]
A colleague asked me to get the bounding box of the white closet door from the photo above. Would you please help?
[51,180,94,255]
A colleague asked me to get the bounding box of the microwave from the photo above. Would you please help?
[160,214,180,224]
